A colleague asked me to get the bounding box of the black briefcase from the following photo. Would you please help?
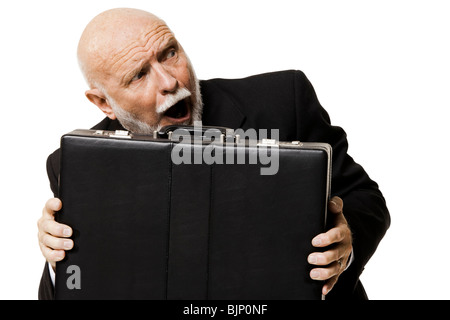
[55,125,331,300]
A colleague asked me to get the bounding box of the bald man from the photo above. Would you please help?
[37,8,390,300]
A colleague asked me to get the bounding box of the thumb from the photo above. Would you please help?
[328,196,343,214]
[44,198,62,217]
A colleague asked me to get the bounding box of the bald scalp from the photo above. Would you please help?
[77,8,166,89]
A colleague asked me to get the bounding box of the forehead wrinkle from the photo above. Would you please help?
[110,24,172,74]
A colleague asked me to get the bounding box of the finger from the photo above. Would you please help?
[312,226,346,248]
[308,247,344,266]
[41,218,72,238]
[310,261,341,281]
[41,233,73,251]
[323,275,339,296]
[328,196,343,214]
[39,241,66,264]
[42,198,62,218]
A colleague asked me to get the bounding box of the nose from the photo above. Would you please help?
[154,64,178,95]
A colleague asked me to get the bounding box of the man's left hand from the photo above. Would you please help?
[308,196,353,296]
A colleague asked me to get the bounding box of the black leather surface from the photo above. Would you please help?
[207,146,328,299]
[55,130,330,300]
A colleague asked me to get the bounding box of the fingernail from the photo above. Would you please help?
[63,240,73,250]
[330,200,339,211]
[63,228,72,237]
[308,255,318,264]
[312,238,322,246]
[55,251,65,260]
[311,270,320,279]
[324,284,334,295]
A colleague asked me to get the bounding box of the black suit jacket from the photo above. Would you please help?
[39,70,390,300]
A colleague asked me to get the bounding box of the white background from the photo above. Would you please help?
[1,0,449,300]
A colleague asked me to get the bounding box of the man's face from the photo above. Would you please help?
[94,17,200,132]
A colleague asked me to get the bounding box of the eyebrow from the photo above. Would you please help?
[157,37,179,59]
[121,37,179,86]
[122,59,147,85]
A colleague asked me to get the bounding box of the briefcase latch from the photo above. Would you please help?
[109,130,132,139]
[258,138,278,146]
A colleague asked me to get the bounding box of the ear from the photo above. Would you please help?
[85,88,117,120]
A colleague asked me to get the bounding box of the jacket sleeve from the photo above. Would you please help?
[293,70,391,295]
[38,262,55,300]
[38,150,60,300]
[46,149,60,198]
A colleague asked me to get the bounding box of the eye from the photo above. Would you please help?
[131,70,146,82]
[166,49,176,59]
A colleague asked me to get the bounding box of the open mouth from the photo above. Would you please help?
[163,99,190,121]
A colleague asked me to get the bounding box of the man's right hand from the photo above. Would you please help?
[37,198,73,271]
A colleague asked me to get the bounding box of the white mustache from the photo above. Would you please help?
[156,87,192,114]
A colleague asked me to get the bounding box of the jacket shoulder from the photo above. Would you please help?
[202,69,307,88]
[200,70,309,138]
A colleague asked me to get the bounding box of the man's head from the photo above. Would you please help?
[77,8,202,133]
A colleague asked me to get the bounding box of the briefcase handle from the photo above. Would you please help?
[157,125,235,141]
